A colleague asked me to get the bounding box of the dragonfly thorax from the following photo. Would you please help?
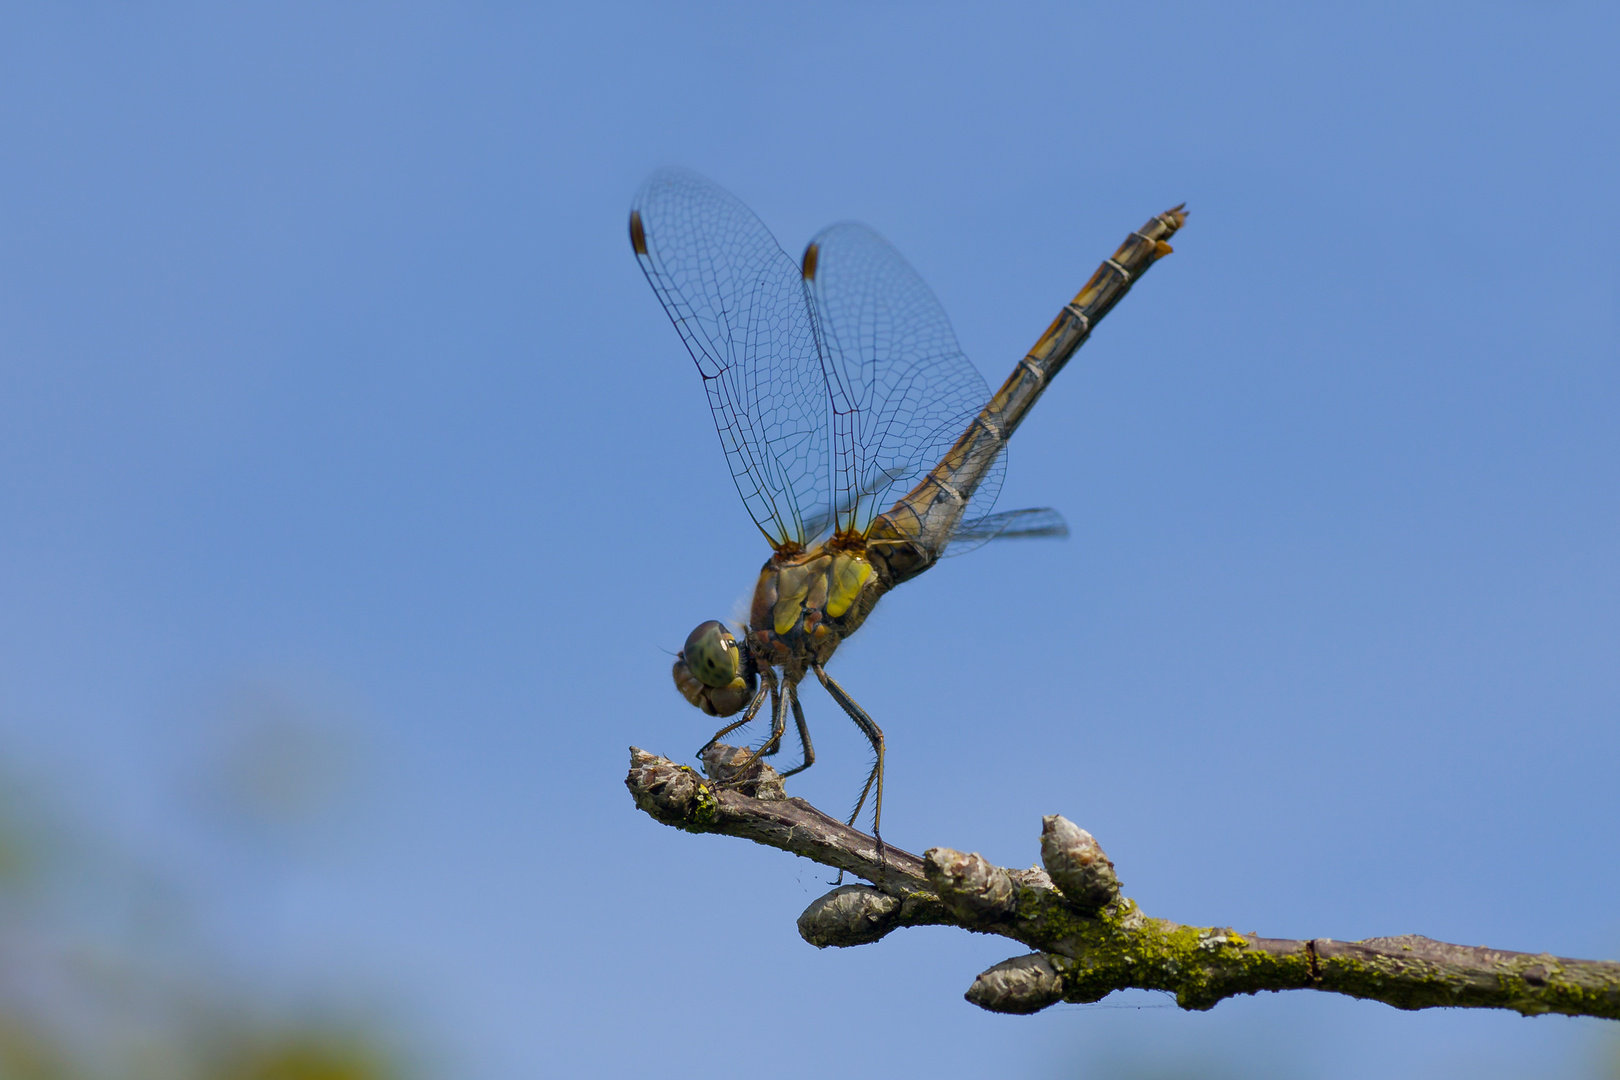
[744,541,886,679]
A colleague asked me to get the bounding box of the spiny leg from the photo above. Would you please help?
[758,677,786,758]
[697,671,773,762]
[812,663,886,862]
[757,674,790,759]
[776,681,815,779]
[725,673,794,774]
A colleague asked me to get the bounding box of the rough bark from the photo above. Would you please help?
[626,746,1620,1019]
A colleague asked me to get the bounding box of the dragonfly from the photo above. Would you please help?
[630,168,1184,855]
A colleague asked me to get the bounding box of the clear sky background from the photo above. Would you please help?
[0,3,1616,1077]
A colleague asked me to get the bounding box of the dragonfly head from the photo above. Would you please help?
[672,620,756,717]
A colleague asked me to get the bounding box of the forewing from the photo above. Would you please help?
[943,507,1069,556]
[803,223,1005,540]
[631,169,829,548]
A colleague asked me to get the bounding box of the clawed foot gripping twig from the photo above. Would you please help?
[625,746,1620,1019]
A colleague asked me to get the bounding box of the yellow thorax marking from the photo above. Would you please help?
[825,554,872,619]
[772,560,817,635]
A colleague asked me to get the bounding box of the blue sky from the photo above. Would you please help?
[0,3,1616,1077]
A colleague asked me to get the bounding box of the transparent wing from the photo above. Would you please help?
[630,169,829,549]
[943,507,1069,556]
[803,222,1005,541]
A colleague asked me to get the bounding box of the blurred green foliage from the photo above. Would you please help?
[206,1029,396,1080]
[0,739,410,1080]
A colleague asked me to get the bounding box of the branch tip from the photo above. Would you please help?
[966,953,1065,1014]
[1040,814,1120,912]
[625,746,716,830]
[798,885,901,948]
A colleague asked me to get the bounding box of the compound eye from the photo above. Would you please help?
[683,620,740,688]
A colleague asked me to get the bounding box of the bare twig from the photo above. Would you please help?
[626,746,1620,1019]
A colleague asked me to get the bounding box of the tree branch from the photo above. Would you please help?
[626,746,1620,1019]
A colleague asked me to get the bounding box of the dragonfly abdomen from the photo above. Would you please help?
[865,204,1189,586]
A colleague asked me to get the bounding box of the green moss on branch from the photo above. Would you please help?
[626,747,1620,1020]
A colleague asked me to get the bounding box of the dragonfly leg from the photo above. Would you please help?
[719,674,795,776]
[756,676,790,759]
[812,663,886,864]
[776,681,815,779]
[697,671,773,763]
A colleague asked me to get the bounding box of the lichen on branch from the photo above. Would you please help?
[625,746,1620,1019]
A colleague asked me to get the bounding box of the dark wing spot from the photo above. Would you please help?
[629,210,648,255]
